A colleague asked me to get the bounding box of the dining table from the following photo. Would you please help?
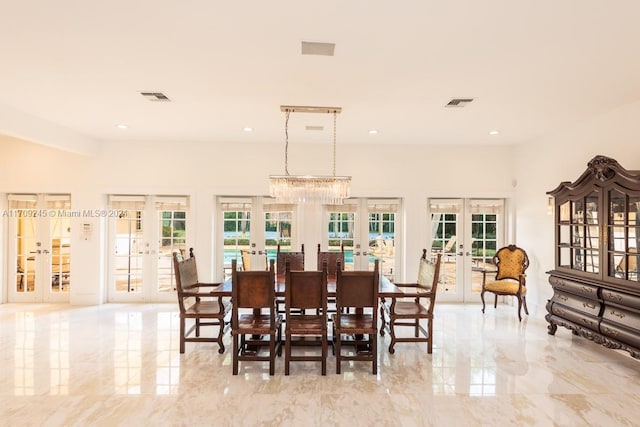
[210,273,404,299]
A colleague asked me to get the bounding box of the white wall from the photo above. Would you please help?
[514,100,640,312]
[1,135,516,304]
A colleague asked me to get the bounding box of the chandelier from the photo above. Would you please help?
[269,105,351,204]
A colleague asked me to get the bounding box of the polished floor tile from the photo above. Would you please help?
[0,302,638,426]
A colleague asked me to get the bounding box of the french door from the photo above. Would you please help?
[107,195,189,302]
[324,198,401,280]
[7,194,71,302]
[429,198,505,302]
[219,197,298,278]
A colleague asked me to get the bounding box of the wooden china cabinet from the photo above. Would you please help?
[547,155,640,359]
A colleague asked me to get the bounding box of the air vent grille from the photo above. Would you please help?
[140,92,171,102]
[301,41,336,56]
[446,98,474,107]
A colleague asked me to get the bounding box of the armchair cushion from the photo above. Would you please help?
[495,249,527,280]
[417,257,437,290]
[483,279,526,294]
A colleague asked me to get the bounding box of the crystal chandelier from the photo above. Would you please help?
[269,105,351,204]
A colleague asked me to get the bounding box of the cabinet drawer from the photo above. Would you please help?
[601,289,640,311]
[552,290,601,316]
[601,304,640,330]
[549,276,599,298]
[550,303,599,330]
[600,320,640,350]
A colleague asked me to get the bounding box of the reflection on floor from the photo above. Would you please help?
[1,302,639,426]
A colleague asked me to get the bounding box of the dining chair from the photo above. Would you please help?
[333,260,379,375]
[379,250,442,354]
[276,243,305,314]
[316,243,344,279]
[231,258,282,375]
[173,249,231,354]
[284,259,328,375]
[276,243,305,275]
[317,243,345,315]
[480,244,530,321]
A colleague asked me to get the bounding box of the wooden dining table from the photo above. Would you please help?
[209,273,404,299]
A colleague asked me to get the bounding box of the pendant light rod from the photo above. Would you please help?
[280,105,342,114]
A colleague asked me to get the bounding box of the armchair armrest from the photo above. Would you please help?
[194,282,222,287]
[387,283,433,298]
[181,291,219,298]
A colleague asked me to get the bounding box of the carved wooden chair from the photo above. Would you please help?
[480,244,530,321]
[276,243,305,313]
[173,249,231,354]
[284,259,328,375]
[231,259,282,375]
[276,243,305,275]
[317,243,345,315]
[380,250,441,354]
[316,243,344,279]
[333,260,379,375]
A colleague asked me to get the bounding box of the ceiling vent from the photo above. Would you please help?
[301,41,335,56]
[140,92,171,102]
[305,125,324,131]
[445,98,474,107]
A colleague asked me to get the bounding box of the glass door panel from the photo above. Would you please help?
[263,200,296,271]
[8,194,71,302]
[327,205,356,271]
[157,208,187,292]
[221,199,252,277]
[367,200,400,281]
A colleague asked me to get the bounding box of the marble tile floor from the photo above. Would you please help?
[1,302,639,427]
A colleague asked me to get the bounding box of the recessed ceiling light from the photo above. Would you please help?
[116,124,128,129]
[369,129,378,135]
[489,130,500,135]
[243,127,253,132]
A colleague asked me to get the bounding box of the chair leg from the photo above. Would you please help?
[494,294,498,309]
[414,318,419,338]
[179,317,186,354]
[388,318,397,354]
[232,333,239,375]
[285,332,291,376]
[427,319,433,354]
[217,318,226,354]
[517,296,523,322]
[335,332,341,374]
[269,333,275,376]
[372,333,377,375]
[321,331,327,376]
[195,318,200,337]
[523,295,529,315]
[481,290,486,313]
[379,303,386,336]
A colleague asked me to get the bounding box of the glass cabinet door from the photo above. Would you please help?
[556,191,599,274]
[607,189,640,282]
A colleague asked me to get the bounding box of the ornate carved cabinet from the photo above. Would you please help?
[547,155,640,359]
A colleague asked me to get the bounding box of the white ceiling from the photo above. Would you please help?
[1,1,640,150]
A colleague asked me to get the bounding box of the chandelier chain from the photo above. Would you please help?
[333,110,337,176]
[284,109,290,175]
